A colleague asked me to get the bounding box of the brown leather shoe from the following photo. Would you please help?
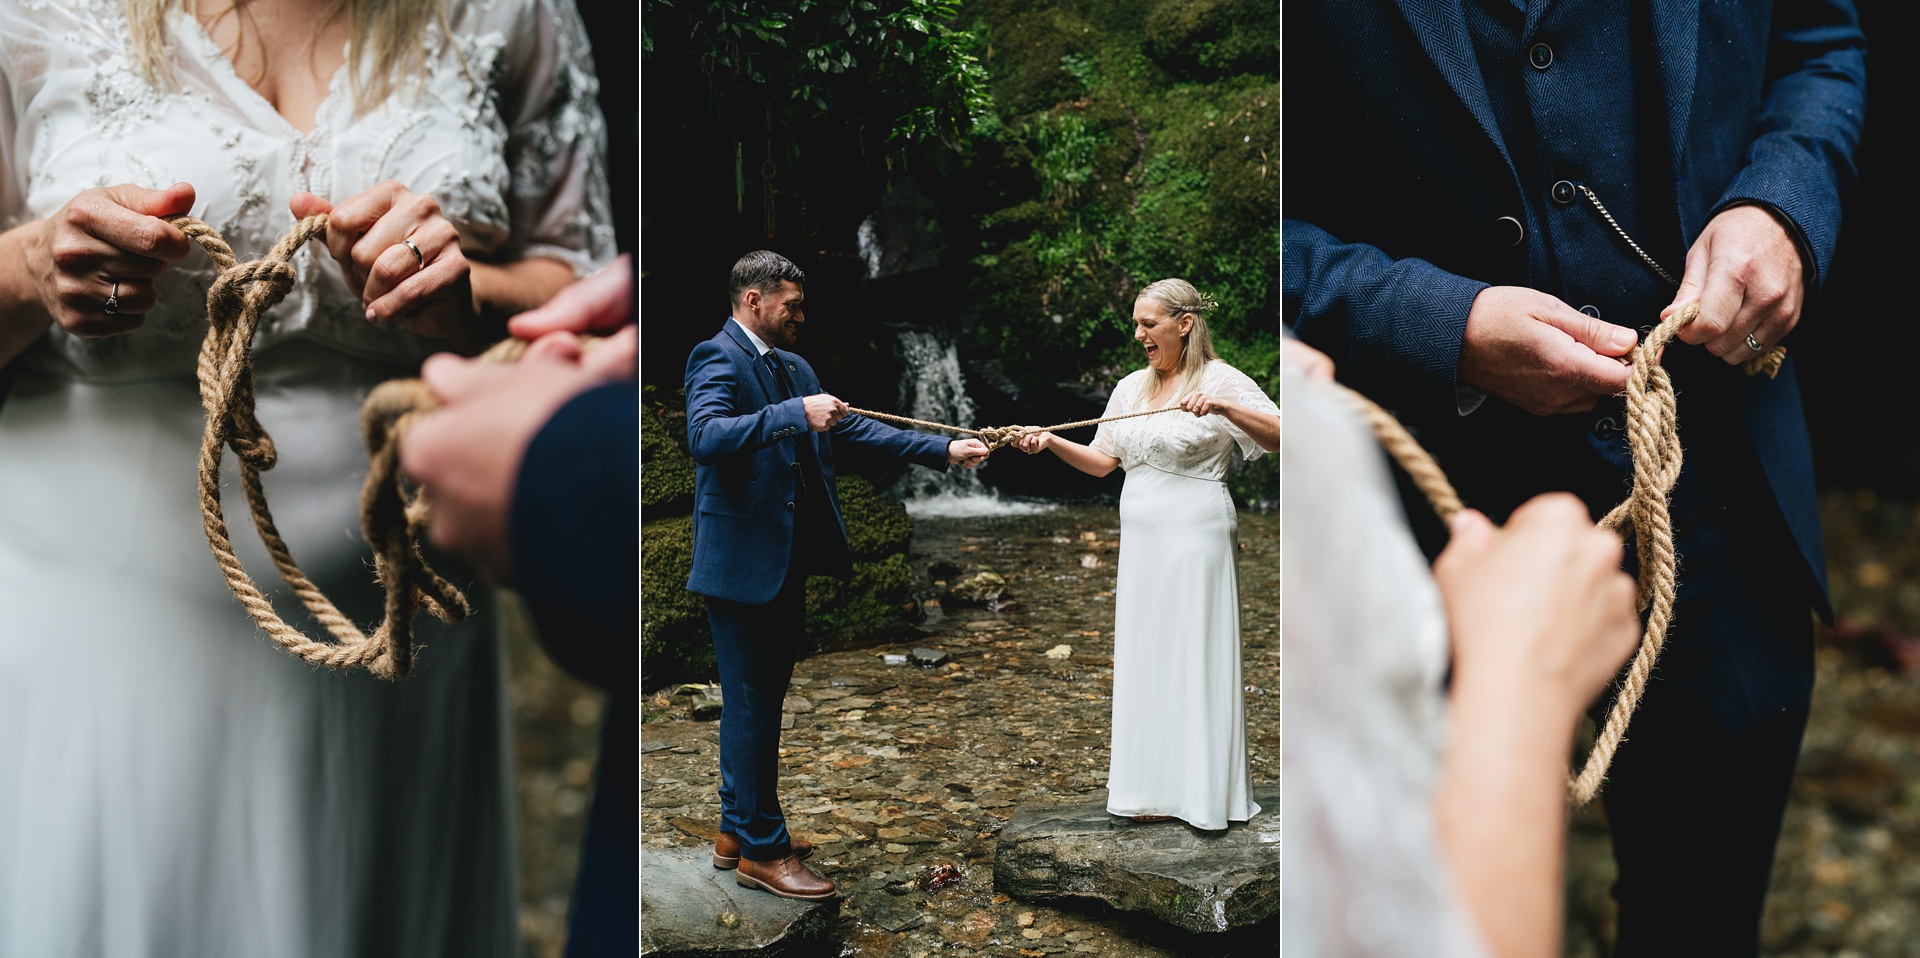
[712,833,813,870]
[734,853,836,900]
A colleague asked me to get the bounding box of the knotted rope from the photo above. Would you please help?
[846,404,1181,451]
[1333,303,1785,804]
[173,213,516,680]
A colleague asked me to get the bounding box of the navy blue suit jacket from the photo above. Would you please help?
[509,382,640,958]
[683,319,950,604]
[1284,0,1866,613]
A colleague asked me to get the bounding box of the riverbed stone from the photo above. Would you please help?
[992,785,1280,934]
[909,647,951,668]
[942,571,1007,606]
[641,846,840,957]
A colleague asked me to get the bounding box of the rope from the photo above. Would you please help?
[171,214,542,680]
[846,404,1181,451]
[1332,302,1785,804]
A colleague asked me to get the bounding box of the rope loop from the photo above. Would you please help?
[171,213,474,680]
[1335,300,1788,805]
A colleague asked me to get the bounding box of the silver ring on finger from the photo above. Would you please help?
[104,280,120,315]
[1745,332,1764,353]
[398,237,425,272]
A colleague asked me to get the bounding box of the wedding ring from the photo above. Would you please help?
[399,237,425,271]
[1745,332,1764,352]
[104,281,120,315]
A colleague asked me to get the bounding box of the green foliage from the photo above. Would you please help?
[806,553,919,634]
[958,0,1279,493]
[641,406,695,515]
[646,0,992,147]
[638,476,924,688]
[834,475,913,559]
[640,516,715,686]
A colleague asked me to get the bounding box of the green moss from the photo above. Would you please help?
[639,476,924,688]
[641,406,695,515]
[961,0,1278,399]
[806,553,920,635]
[640,515,714,686]
[835,475,914,560]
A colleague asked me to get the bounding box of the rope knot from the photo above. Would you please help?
[207,258,297,315]
[975,424,1033,451]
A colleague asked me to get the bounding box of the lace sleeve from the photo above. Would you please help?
[1087,373,1138,459]
[1209,362,1280,460]
[497,0,617,275]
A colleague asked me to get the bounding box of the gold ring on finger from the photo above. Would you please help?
[399,237,425,272]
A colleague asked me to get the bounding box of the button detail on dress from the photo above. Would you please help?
[1580,304,1602,319]
[1529,43,1553,70]
[1593,416,1621,441]
[1497,215,1525,246]
[1551,180,1576,205]
[786,501,796,511]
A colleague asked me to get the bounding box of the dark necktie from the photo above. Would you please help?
[766,351,820,499]
[765,352,797,400]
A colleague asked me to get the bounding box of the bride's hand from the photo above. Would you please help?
[1180,391,1231,417]
[291,183,475,340]
[26,182,196,337]
[1015,429,1052,455]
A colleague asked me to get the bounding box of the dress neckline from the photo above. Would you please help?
[172,8,348,140]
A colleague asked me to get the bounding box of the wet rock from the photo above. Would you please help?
[640,846,839,956]
[910,648,951,669]
[943,571,1008,607]
[993,786,1280,934]
[689,690,724,721]
[861,892,927,933]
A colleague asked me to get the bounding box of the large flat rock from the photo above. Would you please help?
[640,846,840,957]
[992,786,1279,934]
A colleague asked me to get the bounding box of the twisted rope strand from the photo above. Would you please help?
[173,213,474,680]
[846,403,1182,451]
[1336,302,1786,804]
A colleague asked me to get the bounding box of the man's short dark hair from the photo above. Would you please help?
[729,251,807,306]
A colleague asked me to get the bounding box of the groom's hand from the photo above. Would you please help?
[947,438,990,467]
[803,394,848,431]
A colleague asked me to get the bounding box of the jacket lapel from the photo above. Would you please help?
[1647,0,1699,224]
[722,319,784,409]
[1392,0,1516,172]
[769,347,824,460]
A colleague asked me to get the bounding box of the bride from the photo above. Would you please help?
[0,0,610,952]
[1017,279,1279,829]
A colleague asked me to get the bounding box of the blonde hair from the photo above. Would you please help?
[1137,277,1219,401]
[127,0,455,115]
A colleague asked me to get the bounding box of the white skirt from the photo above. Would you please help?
[0,342,516,958]
[1105,463,1259,830]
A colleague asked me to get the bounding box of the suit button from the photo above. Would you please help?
[1496,215,1525,246]
[1529,43,1553,70]
[786,501,796,511]
[1593,415,1621,441]
[1551,180,1576,204]
[1580,304,1601,319]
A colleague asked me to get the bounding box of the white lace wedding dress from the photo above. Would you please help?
[0,1,612,955]
[1090,359,1276,829]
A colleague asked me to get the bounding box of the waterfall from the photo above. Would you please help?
[887,328,1051,517]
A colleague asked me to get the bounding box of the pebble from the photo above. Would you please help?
[642,506,1279,958]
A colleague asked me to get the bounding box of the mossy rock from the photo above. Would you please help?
[805,553,919,636]
[1142,0,1278,80]
[835,474,912,560]
[640,515,714,686]
[640,477,923,689]
[642,406,695,515]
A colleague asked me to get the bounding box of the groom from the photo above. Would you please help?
[684,250,988,899]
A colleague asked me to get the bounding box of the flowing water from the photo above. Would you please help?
[887,327,1053,519]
